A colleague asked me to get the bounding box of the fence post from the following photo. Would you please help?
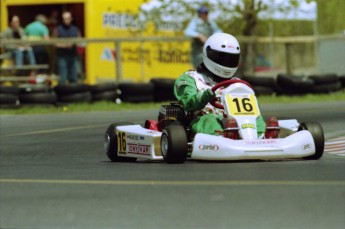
[115,40,122,83]
[285,42,293,75]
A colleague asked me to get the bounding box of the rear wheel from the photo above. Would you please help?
[104,122,137,162]
[298,122,325,160]
[161,125,188,163]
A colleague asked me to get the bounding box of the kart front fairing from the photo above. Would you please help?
[192,130,315,160]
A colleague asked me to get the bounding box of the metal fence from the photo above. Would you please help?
[1,34,344,82]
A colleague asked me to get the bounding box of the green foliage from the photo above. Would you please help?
[316,0,345,34]
[140,0,318,36]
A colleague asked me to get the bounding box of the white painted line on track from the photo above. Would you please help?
[0,124,105,138]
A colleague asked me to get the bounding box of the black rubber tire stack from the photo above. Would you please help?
[242,75,276,96]
[18,84,57,106]
[339,75,345,89]
[308,73,342,93]
[90,83,118,102]
[275,74,314,95]
[118,82,154,103]
[0,85,20,108]
[54,84,91,103]
[150,78,176,102]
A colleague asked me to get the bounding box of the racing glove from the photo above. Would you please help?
[199,88,215,104]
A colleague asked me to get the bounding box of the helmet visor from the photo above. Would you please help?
[206,46,240,68]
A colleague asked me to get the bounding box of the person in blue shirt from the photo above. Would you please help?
[184,5,222,69]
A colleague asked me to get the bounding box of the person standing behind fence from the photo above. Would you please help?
[2,15,36,69]
[53,11,81,85]
[184,5,222,69]
[25,14,50,68]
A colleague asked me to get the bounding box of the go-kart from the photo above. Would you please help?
[104,79,324,163]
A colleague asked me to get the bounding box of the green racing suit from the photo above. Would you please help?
[174,69,266,136]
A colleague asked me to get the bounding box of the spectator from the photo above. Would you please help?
[25,14,50,68]
[47,10,59,36]
[53,11,81,85]
[185,5,222,69]
[2,15,36,68]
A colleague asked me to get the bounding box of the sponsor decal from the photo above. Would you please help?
[241,123,255,129]
[127,135,145,141]
[127,143,150,155]
[199,144,219,151]
[147,130,160,134]
[103,13,139,29]
[302,143,311,151]
[229,93,250,98]
[245,139,277,145]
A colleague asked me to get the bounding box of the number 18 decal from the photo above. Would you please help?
[226,94,259,116]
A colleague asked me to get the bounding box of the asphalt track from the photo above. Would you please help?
[0,101,345,229]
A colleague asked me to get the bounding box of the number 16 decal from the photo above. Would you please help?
[226,94,259,116]
[117,131,126,154]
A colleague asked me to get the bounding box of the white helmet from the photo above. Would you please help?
[203,33,240,78]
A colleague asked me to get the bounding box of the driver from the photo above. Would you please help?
[174,32,272,138]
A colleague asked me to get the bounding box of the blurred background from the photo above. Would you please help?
[0,0,344,85]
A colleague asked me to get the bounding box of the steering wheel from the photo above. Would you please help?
[210,79,253,109]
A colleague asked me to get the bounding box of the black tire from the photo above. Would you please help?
[19,85,52,94]
[104,122,137,162]
[57,92,92,103]
[54,84,90,95]
[339,75,345,88]
[276,74,314,94]
[311,81,342,93]
[161,125,188,163]
[90,83,118,93]
[19,92,57,104]
[298,122,324,160]
[253,85,275,96]
[0,94,19,107]
[0,86,20,95]
[120,94,154,103]
[308,73,339,85]
[150,78,176,102]
[242,75,276,87]
[119,82,154,103]
[92,91,118,102]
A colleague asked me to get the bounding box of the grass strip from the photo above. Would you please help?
[0,91,344,115]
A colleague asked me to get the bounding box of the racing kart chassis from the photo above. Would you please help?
[104,79,324,163]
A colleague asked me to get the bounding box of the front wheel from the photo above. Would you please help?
[298,121,325,160]
[104,122,137,162]
[161,125,188,163]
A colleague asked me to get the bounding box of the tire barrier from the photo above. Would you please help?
[0,85,20,108]
[54,84,91,104]
[118,82,154,103]
[89,83,118,102]
[18,85,57,106]
[150,78,176,102]
[339,75,345,88]
[242,75,276,96]
[276,74,314,95]
[0,74,344,108]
